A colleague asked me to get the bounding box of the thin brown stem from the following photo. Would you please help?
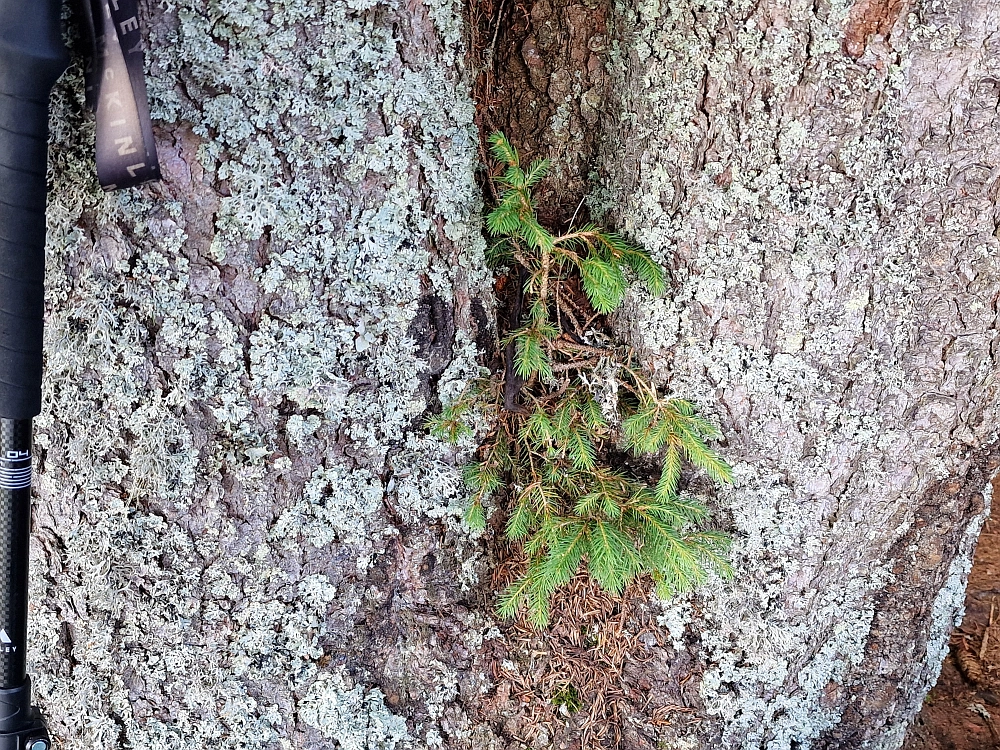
[539,247,551,304]
[555,289,585,336]
[551,359,600,373]
[554,339,613,358]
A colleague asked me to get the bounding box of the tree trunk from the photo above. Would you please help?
[28,0,998,748]
[596,0,1000,747]
[37,1,493,748]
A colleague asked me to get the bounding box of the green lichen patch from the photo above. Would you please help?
[596,0,1000,745]
[33,0,493,746]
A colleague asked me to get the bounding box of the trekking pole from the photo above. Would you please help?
[0,1,68,747]
[0,0,157,747]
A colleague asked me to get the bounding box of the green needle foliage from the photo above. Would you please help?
[427,131,732,627]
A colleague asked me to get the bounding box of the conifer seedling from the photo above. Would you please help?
[428,132,733,627]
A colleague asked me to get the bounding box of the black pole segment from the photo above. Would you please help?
[0,0,69,420]
[0,419,30,688]
[0,420,47,750]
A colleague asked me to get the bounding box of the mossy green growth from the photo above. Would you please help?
[428,132,732,627]
[552,683,583,713]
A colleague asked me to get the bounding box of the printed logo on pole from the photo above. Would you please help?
[0,629,14,652]
[0,450,30,491]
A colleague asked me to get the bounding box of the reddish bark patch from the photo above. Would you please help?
[842,0,907,58]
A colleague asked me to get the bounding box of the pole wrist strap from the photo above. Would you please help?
[78,0,160,190]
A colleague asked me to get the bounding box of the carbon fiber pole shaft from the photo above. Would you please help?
[0,419,30,688]
[0,418,46,749]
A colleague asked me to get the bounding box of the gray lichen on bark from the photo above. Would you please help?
[25,0,1000,746]
[599,0,1000,746]
[33,0,495,747]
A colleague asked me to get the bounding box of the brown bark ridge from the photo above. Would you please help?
[597,0,1000,747]
[470,0,612,224]
[843,0,908,59]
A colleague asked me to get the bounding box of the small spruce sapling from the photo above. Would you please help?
[427,132,732,627]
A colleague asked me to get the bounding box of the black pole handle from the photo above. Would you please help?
[0,0,69,420]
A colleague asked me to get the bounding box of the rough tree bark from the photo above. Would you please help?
[26,0,999,748]
[37,2,493,748]
[599,0,1000,747]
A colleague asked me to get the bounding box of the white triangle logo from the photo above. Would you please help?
[0,630,12,645]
